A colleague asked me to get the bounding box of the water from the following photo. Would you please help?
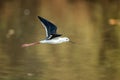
[0,0,120,80]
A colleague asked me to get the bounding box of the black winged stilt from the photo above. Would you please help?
[22,16,69,47]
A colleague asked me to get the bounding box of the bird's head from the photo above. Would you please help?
[61,37,70,42]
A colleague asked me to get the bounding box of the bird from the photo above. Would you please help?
[22,16,70,47]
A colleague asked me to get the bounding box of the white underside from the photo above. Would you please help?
[40,37,69,44]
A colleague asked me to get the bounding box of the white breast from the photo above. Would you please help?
[40,37,62,44]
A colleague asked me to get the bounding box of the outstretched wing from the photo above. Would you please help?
[38,16,57,38]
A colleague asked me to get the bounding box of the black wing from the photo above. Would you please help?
[38,16,61,39]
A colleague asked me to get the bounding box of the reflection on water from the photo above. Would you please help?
[0,43,120,80]
[0,44,44,80]
[0,0,120,80]
[1,43,120,80]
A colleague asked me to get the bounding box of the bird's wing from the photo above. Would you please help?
[38,16,57,38]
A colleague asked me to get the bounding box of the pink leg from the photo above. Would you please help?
[21,41,40,47]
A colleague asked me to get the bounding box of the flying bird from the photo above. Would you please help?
[22,16,69,47]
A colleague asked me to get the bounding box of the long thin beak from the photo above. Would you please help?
[22,41,40,47]
[69,41,81,45]
[69,41,76,44]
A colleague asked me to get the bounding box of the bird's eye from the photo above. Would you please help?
[66,39,68,40]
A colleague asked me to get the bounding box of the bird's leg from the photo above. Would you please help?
[22,41,40,47]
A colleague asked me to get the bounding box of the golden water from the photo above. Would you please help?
[0,0,120,80]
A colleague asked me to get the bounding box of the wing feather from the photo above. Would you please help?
[38,16,57,38]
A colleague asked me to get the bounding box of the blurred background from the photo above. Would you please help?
[0,0,120,80]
